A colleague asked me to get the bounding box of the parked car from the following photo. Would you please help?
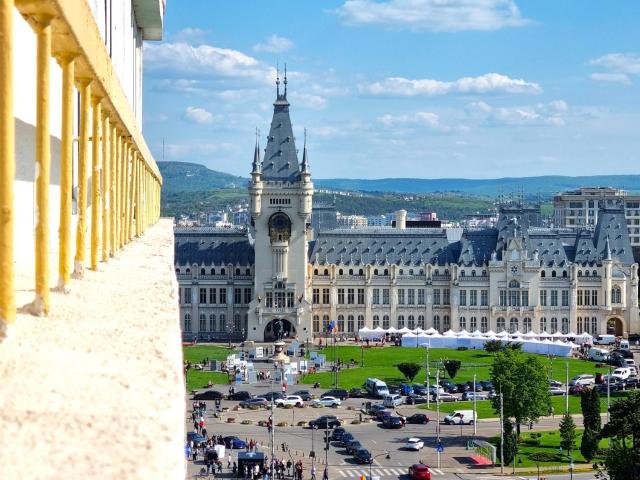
[340,432,354,447]
[443,410,476,425]
[229,390,252,401]
[432,392,457,402]
[400,383,415,396]
[223,436,247,449]
[549,387,566,396]
[412,384,428,395]
[406,394,429,405]
[462,391,487,401]
[478,380,494,391]
[387,385,401,395]
[193,389,224,401]
[308,416,341,429]
[548,379,562,388]
[292,390,313,401]
[367,403,386,415]
[321,389,349,400]
[187,432,206,447]
[376,410,393,422]
[608,353,626,368]
[569,374,595,387]
[466,381,484,392]
[312,396,341,408]
[383,394,404,408]
[612,367,633,380]
[330,427,347,441]
[259,392,284,402]
[346,439,363,455]
[383,416,404,429]
[349,388,364,398]
[439,380,457,393]
[429,385,445,396]
[612,349,634,359]
[456,383,471,393]
[404,437,424,450]
[239,398,269,408]
[353,448,373,464]
[406,413,430,425]
[624,376,639,389]
[275,395,305,408]
[569,385,587,395]
[409,463,432,480]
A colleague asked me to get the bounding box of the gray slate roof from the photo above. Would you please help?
[261,92,300,182]
[174,229,254,266]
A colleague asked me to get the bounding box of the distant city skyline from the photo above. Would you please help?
[143,0,640,179]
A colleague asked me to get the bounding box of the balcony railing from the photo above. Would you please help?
[0,0,162,324]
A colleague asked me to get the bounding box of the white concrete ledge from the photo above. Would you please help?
[0,219,184,480]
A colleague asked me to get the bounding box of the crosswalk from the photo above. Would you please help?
[334,467,446,477]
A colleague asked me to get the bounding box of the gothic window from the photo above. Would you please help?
[313,315,320,333]
[407,315,415,330]
[383,315,390,329]
[551,270,557,278]
[434,315,441,332]
[562,270,567,278]
[443,315,451,331]
[268,212,291,243]
[540,270,545,278]
[417,315,425,329]
[211,268,215,275]
[397,315,405,329]
[373,315,380,328]
[481,316,488,333]
[561,317,569,334]
[540,316,547,332]
[509,317,518,333]
[323,315,330,332]
[497,317,506,332]
[199,314,206,332]
[551,317,558,333]
[459,316,466,330]
[200,268,205,275]
[338,315,344,332]
[209,314,215,332]
[235,268,240,276]
[523,317,532,332]
[612,286,622,304]
[357,315,365,330]
[470,316,477,331]
[577,316,583,334]
[221,268,226,276]
[347,315,355,332]
[184,313,192,332]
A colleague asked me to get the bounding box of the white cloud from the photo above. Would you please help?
[173,28,210,44]
[589,53,640,84]
[144,42,273,83]
[378,111,441,128]
[289,92,327,110]
[359,73,542,96]
[467,100,568,126]
[183,106,215,124]
[164,142,234,159]
[335,0,530,32]
[253,34,294,53]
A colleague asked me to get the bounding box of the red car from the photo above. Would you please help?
[409,463,431,480]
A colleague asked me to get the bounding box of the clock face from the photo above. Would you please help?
[511,265,519,275]
[269,213,292,242]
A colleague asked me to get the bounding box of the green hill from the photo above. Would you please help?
[158,161,246,193]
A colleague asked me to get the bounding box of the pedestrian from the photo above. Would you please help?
[228,457,232,470]
[202,426,208,439]
[218,461,223,474]
[244,464,248,480]
[192,447,198,462]
[233,462,238,477]
[323,468,328,480]
[311,465,316,480]
[286,460,292,477]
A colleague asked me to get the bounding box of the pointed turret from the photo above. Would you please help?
[301,129,310,175]
[604,235,612,261]
[251,130,261,176]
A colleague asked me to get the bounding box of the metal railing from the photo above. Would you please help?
[0,0,162,324]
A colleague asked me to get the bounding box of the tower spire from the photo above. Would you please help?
[252,127,261,175]
[276,62,280,98]
[301,128,310,174]
[284,63,288,98]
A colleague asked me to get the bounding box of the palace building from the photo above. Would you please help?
[175,82,639,342]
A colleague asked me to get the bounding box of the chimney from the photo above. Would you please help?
[395,209,407,230]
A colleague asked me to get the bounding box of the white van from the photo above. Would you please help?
[444,410,477,425]
[588,347,610,362]
[619,340,630,350]
[383,394,404,408]
[364,378,390,398]
[594,334,616,346]
[612,367,632,380]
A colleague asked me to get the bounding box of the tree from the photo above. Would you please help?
[396,362,421,382]
[581,428,600,463]
[596,391,640,479]
[581,388,601,433]
[499,419,517,466]
[559,413,577,454]
[484,340,503,353]
[490,348,551,437]
[443,359,461,379]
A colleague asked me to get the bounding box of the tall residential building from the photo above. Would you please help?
[554,187,640,246]
[175,86,640,343]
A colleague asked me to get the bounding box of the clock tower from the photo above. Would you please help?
[247,73,314,342]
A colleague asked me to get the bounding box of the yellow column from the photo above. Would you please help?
[115,134,122,249]
[124,142,131,243]
[109,125,116,256]
[74,79,91,276]
[131,151,138,239]
[135,156,141,237]
[119,140,127,247]
[90,96,101,270]
[57,54,75,290]
[0,0,15,325]
[33,15,53,315]
[101,112,109,262]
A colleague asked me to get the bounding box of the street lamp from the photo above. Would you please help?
[370,452,390,480]
[557,448,574,480]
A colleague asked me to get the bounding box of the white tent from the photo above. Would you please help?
[386,327,398,334]
[551,331,566,339]
[443,329,457,337]
[423,327,438,335]
[457,329,469,336]
[495,330,509,338]
[523,331,537,339]
[511,330,523,337]
[566,331,578,338]
[539,331,551,338]
[373,326,386,334]
[470,330,483,337]
[484,330,496,337]
[397,327,412,335]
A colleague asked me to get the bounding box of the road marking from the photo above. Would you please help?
[431,469,444,475]
[338,471,347,477]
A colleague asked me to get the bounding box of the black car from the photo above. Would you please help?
[412,385,428,395]
[229,391,252,401]
[340,432,354,447]
[193,389,224,400]
[322,389,349,400]
[439,380,457,392]
[479,380,494,391]
[383,416,404,429]
[387,385,401,395]
[456,383,471,393]
[612,349,634,359]
[608,353,626,368]
[260,392,285,402]
[624,377,639,389]
[406,413,429,425]
[349,388,364,398]
[331,427,347,441]
[353,448,373,464]
[293,390,313,401]
[405,394,429,405]
[346,439,362,455]
[187,432,206,447]
[309,415,341,429]
[466,381,483,392]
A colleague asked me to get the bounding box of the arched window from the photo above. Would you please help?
[338,315,345,332]
[470,316,477,331]
[199,314,206,332]
[540,270,546,278]
[324,269,329,276]
[540,317,547,332]
[313,315,320,333]
[584,270,590,277]
[551,270,557,278]
[561,317,569,334]
[443,315,451,331]
[459,316,467,330]
[323,314,330,332]
[359,269,364,276]
[235,268,241,276]
[373,315,380,328]
[211,268,216,275]
[314,269,319,275]
[200,268,205,275]
[523,317,532,332]
[397,315,405,329]
[175,268,180,275]
[471,270,476,277]
[577,270,582,277]
[417,315,425,329]
[407,315,415,330]
[497,317,506,332]
[219,314,226,331]
[246,268,251,275]
[186,268,191,274]
[592,270,597,277]
[399,269,404,275]
[184,313,192,332]
[374,269,379,275]
[551,317,558,333]
[562,270,567,278]
[509,317,518,333]
[480,316,488,333]
[347,315,355,332]
[234,313,241,332]
[384,269,389,276]
[434,315,441,332]
[434,269,439,276]
[220,268,226,275]
[591,317,598,335]
[357,315,365,330]
[460,270,465,277]
[577,316,583,334]
[349,269,353,276]
[382,315,390,329]
[339,269,344,276]
[612,286,622,304]
[209,314,216,332]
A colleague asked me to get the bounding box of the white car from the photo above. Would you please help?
[274,395,304,407]
[569,374,595,387]
[311,396,341,408]
[404,438,424,451]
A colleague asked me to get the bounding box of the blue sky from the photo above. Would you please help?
[142,0,640,180]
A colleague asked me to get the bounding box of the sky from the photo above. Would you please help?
[142,0,640,180]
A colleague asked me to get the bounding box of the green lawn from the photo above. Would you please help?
[492,429,610,467]
[186,370,231,392]
[183,345,236,364]
[300,345,609,389]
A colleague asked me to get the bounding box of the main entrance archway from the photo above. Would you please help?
[264,318,297,342]
[607,317,624,336]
